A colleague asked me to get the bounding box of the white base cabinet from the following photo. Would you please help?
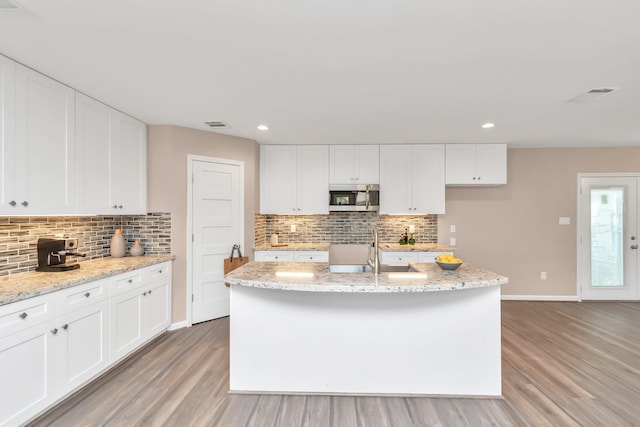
[0,261,172,427]
[254,250,329,263]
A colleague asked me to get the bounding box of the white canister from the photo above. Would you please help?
[270,234,279,245]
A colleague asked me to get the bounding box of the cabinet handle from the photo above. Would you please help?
[19,312,27,319]
[9,200,16,206]
[62,324,69,330]
[51,328,58,335]
[21,201,28,207]
[148,290,152,294]
[128,279,133,283]
[118,205,123,209]
[159,269,163,274]
[113,204,118,209]
[143,292,147,296]
[84,292,91,298]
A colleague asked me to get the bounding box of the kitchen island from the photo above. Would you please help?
[225,262,507,397]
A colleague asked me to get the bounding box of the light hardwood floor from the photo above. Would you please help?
[30,301,640,426]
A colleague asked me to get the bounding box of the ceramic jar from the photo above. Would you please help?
[130,240,144,256]
[110,229,126,258]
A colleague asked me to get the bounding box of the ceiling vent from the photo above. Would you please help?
[204,121,230,129]
[566,87,619,103]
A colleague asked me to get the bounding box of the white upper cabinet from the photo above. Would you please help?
[380,144,445,215]
[445,143,507,185]
[0,62,76,215]
[76,93,147,214]
[260,145,329,215]
[329,145,379,184]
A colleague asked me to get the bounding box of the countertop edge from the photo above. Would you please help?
[0,255,176,306]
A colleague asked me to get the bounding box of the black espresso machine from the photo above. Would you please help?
[36,238,86,272]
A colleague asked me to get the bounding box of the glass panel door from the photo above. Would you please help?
[580,176,639,300]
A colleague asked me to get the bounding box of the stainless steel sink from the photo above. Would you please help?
[329,264,415,273]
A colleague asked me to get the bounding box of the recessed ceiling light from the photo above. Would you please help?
[481,123,495,129]
[257,124,269,131]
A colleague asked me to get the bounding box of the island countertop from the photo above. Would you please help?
[0,255,176,306]
[225,261,507,293]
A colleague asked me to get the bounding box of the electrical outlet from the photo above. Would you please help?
[540,272,547,280]
[559,217,571,225]
[290,224,296,233]
[449,237,456,246]
[409,225,415,233]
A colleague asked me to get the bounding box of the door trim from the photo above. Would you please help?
[577,172,640,301]
[187,155,244,326]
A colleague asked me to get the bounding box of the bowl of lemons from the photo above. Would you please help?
[435,254,463,270]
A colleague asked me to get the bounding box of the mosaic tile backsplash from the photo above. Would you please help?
[0,213,171,276]
[255,213,437,246]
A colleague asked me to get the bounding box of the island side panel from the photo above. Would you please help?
[229,285,501,396]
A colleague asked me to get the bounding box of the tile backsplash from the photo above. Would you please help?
[255,213,437,246]
[0,213,171,276]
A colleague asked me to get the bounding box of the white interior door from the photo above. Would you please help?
[191,158,243,323]
[579,176,639,300]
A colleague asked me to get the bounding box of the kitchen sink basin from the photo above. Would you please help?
[328,264,416,273]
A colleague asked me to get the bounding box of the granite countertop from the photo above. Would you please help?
[225,261,507,293]
[0,255,176,306]
[254,243,331,251]
[379,243,454,252]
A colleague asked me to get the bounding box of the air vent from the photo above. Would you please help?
[204,121,230,128]
[566,87,619,103]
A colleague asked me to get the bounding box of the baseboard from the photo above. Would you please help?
[501,295,580,301]
[167,320,190,331]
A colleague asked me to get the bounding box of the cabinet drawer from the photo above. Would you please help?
[143,262,172,282]
[294,251,329,263]
[57,278,109,315]
[417,251,453,263]
[0,293,57,337]
[254,251,294,262]
[380,251,418,265]
[112,271,144,295]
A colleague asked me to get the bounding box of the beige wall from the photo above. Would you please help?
[438,147,640,298]
[147,125,259,323]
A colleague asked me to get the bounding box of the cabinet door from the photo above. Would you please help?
[329,145,356,184]
[57,300,110,395]
[75,93,112,214]
[476,144,507,184]
[113,112,147,214]
[380,145,413,214]
[14,64,76,214]
[354,145,379,183]
[0,56,16,214]
[0,320,58,427]
[445,144,477,184]
[143,279,171,339]
[110,287,144,363]
[412,144,445,214]
[260,145,298,214]
[380,251,418,265]
[294,251,329,262]
[297,145,329,214]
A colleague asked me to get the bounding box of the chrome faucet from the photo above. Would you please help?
[367,226,381,275]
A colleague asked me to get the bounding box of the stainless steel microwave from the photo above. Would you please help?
[329,184,380,212]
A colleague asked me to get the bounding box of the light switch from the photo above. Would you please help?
[290,224,297,233]
[559,217,571,225]
[450,225,456,233]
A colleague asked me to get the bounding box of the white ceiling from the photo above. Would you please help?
[1,0,639,148]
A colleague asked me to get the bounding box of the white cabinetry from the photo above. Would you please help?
[260,145,329,214]
[0,294,58,427]
[76,93,147,214]
[110,263,171,362]
[329,145,379,184]
[0,261,171,426]
[0,61,76,215]
[56,280,110,395]
[380,144,445,214]
[254,250,329,263]
[380,251,454,266]
[445,144,507,185]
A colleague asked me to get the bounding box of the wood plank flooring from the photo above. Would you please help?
[29,301,640,426]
